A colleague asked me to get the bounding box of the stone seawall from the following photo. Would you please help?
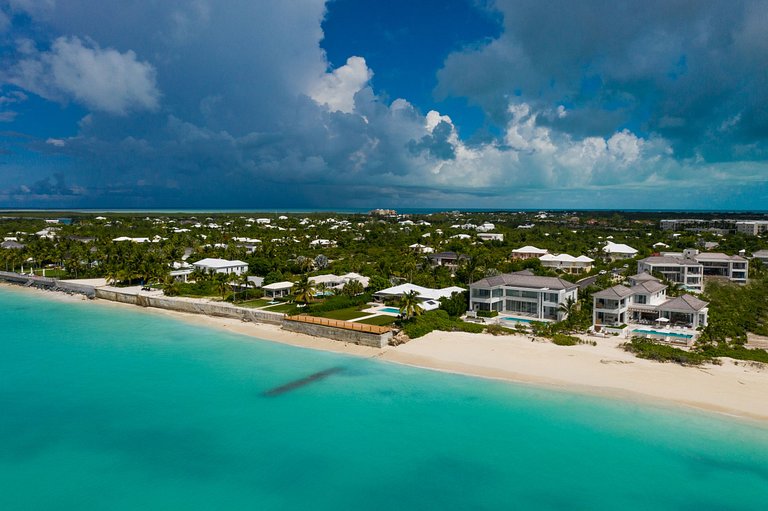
[282,319,391,348]
[93,288,285,325]
[0,271,96,298]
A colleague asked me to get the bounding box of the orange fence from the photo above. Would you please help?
[285,314,392,334]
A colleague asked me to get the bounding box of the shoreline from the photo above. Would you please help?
[3,282,768,425]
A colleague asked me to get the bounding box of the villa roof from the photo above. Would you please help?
[695,252,747,262]
[640,255,700,266]
[658,294,709,312]
[629,272,660,282]
[602,242,638,254]
[630,280,667,294]
[374,283,465,300]
[262,281,294,290]
[592,285,634,300]
[512,245,548,254]
[472,271,577,291]
[193,258,248,268]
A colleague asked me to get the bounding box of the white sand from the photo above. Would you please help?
[4,282,768,422]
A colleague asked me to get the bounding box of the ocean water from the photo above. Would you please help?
[1,288,767,510]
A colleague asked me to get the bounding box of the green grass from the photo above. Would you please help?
[33,268,68,278]
[316,307,368,321]
[623,338,714,366]
[356,315,397,326]
[261,302,303,314]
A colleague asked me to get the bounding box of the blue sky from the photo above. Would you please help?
[0,0,767,210]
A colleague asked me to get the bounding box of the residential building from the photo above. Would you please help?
[309,273,370,290]
[262,281,294,298]
[637,252,704,292]
[735,220,768,236]
[602,241,638,261]
[373,283,465,311]
[593,274,708,330]
[192,258,249,276]
[752,249,768,265]
[427,252,468,268]
[408,243,434,254]
[468,270,578,321]
[695,252,748,283]
[510,245,549,260]
[538,253,594,274]
[477,232,504,242]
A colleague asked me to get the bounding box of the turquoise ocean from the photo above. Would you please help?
[1,287,767,510]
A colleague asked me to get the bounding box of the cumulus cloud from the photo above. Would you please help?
[310,56,372,113]
[5,36,160,115]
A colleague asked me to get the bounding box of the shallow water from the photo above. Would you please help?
[2,287,767,510]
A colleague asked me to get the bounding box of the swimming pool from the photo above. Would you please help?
[378,307,401,314]
[501,316,536,324]
[632,329,693,339]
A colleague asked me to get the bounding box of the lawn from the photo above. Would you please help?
[315,307,368,321]
[33,268,68,278]
[261,302,304,315]
[356,315,397,326]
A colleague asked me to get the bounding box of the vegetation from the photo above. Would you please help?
[623,338,715,366]
[400,310,484,339]
[398,290,424,319]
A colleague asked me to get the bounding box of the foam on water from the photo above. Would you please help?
[2,287,767,510]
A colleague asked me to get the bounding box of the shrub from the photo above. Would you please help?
[485,324,516,336]
[551,333,580,346]
[306,293,372,314]
[477,310,499,318]
[623,338,714,366]
[402,310,484,339]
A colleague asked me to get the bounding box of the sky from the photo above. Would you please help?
[0,0,767,210]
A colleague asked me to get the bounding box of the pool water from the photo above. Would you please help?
[379,307,401,314]
[632,329,693,339]
[501,316,536,323]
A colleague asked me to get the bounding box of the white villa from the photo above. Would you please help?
[752,249,768,265]
[602,241,638,261]
[468,270,578,321]
[510,245,549,260]
[593,273,709,331]
[373,283,465,311]
[262,281,294,298]
[538,253,594,274]
[637,249,748,292]
[192,258,249,276]
[477,232,504,242]
[309,273,370,290]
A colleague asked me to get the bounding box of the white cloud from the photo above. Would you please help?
[309,56,372,113]
[6,36,160,115]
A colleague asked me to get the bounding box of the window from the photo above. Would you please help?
[472,288,490,298]
[505,289,520,297]
[492,288,504,297]
[544,292,559,303]
[634,294,647,304]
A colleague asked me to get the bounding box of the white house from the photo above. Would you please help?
[373,283,465,311]
[511,245,549,260]
[602,241,638,261]
[309,273,370,290]
[192,258,249,276]
[477,232,504,242]
[468,270,578,321]
[638,249,748,291]
[262,281,294,298]
[538,253,594,274]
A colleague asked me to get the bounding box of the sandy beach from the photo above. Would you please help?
[4,282,768,423]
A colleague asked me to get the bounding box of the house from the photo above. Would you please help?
[427,252,468,268]
[510,245,549,260]
[0,240,24,250]
[538,253,594,274]
[192,258,249,276]
[602,241,638,261]
[592,274,708,331]
[262,281,294,298]
[752,249,768,265]
[637,248,748,291]
[408,243,434,254]
[735,220,768,235]
[373,283,465,311]
[477,232,504,242]
[309,273,370,290]
[468,270,578,321]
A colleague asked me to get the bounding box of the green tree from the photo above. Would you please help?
[399,290,424,319]
[293,275,316,305]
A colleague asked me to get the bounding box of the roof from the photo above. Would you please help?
[512,245,548,254]
[630,280,667,294]
[629,272,660,282]
[603,242,638,254]
[753,250,768,258]
[374,283,465,300]
[471,271,577,291]
[658,294,709,312]
[192,258,248,268]
[695,252,747,262]
[593,285,634,300]
[540,253,594,263]
[639,255,700,266]
[262,281,294,290]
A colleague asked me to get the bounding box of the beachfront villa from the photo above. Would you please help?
[192,258,249,276]
[373,283,465,311]
[262,281,294,298]
[309,273,370,290]
[637,249,749,292]
[592,273,709,331]
[602,241,638,261]
[468,270,578,321]
[510,245,548,259]
[427,251,468,269]
[538,253,595,274]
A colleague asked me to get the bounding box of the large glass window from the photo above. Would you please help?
[505,300,538,315]
[472,288,490,298]
[492,288,504,297]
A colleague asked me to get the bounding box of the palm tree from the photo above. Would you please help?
[293,275,315,305]
[399,290,424,319]
[558,296,579,323]
[161,275,180,296]
[214,272,230,299]
[342,279,364,297]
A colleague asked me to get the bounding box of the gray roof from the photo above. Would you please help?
[593,285,634,300]
[0,240,24,249]
[658,294,709,312]
[695,252,747,262]
[472,270,576,291]
[629,272,660,282]
[640,255,700,266]
[630,281,667,294]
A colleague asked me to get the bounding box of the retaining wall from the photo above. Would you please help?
[0,271,95,298]
[282,319,391,348]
